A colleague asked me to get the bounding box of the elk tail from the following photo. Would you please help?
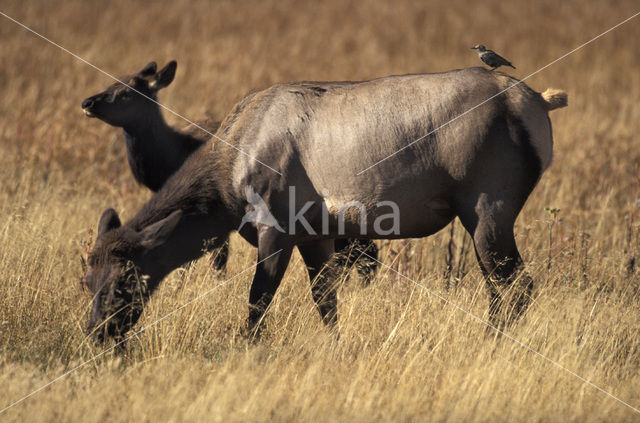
[541,88,568,111]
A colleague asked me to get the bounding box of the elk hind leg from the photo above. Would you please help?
[458,194,533,327]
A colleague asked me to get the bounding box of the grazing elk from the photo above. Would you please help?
[81,60,378,276]
[83,67,567,344]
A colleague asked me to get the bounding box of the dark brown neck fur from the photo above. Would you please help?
[123,139,240,281]
[122,104,209,192]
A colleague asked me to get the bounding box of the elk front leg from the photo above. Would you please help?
[298,240,340,329]
[247,230,293,338]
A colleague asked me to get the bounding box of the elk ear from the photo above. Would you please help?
[150,60,177,90]
[138,61,157,77]
[139,210,182,250]
[98,208,121,237]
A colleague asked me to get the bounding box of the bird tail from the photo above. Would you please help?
[541,88,568,111]
[508,63,516,69]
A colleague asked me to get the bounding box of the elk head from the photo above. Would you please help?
[81,60,177,127]
[84,208,182,344]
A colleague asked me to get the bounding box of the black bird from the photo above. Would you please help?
[471,45,515,70]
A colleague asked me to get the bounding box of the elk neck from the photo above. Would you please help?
[121,104,204,191]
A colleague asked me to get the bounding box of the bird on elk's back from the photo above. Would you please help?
[471,44,516,70]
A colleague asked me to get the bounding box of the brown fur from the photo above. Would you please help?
[541,88,569,111]
[85,67,567,343]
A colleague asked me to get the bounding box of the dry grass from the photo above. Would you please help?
[1,0,640,421]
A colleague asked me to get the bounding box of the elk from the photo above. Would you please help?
[81,61,231,269]
[81,61,377,276]
[82,61,211,191]
[83,67,567,344]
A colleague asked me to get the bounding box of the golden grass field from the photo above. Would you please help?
[1,0,639,421]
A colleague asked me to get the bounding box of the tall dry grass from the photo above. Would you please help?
[0,0,639,421]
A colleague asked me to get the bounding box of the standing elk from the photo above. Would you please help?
[81,61,379,277]
[83,67,567,343]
